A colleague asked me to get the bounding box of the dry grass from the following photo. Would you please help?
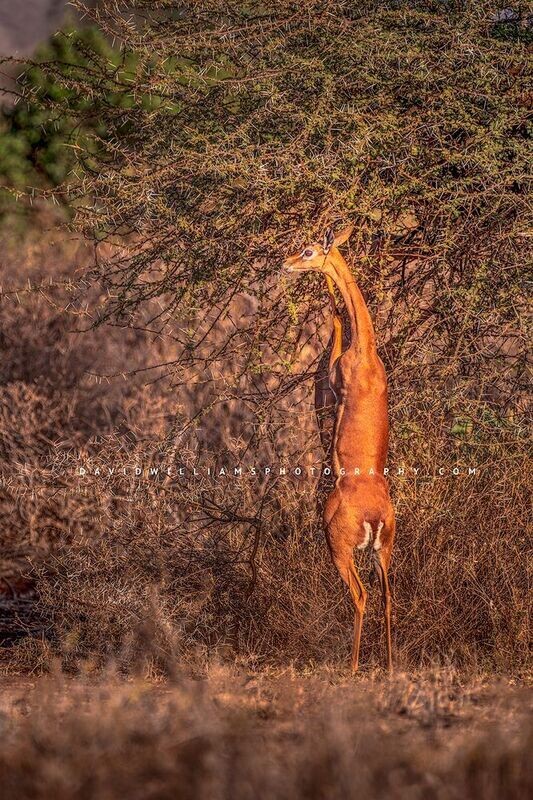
[0,668,531,800]
[1,4,529,678]
[0,224,529,676]
[0,3,531,790]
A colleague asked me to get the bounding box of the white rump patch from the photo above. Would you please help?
[373,521,384,551]
[357,520,385,550]
[358,521,373,550]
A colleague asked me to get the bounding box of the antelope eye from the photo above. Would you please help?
[303,248,314,258]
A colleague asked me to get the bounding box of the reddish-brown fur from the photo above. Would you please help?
[284,227,395,672]
[313,275,343,458]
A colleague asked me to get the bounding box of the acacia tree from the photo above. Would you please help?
[11,0,531,666]
[29,0,529,423]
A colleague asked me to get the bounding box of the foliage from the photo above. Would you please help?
[1,2,531,671]
[16,2,528,424]
[0,25,126,205]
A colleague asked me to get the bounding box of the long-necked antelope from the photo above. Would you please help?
[283,226,395,672]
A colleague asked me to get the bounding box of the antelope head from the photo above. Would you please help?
[282,225,354,275]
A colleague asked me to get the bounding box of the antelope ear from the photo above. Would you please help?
[322,227,335,254]
[334,225,354,247]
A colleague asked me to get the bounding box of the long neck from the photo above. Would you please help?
[328,249,377,355]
